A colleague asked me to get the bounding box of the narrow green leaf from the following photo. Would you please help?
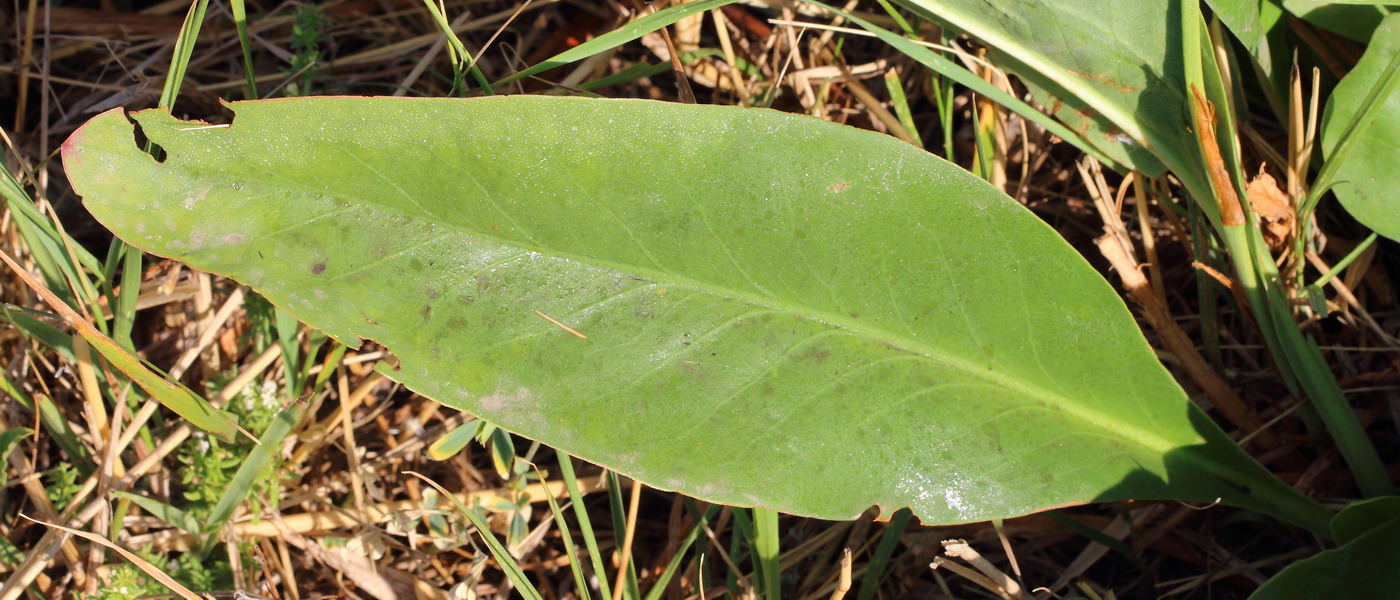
[408,471,544,600]
[0,428,33,487]
[855,508,912,600]
[1,306,76,361]
[536,464,592,600]
[203,399,304,531]
[884,69,923,148]
[230,0,258,100]
[813,1,1128,172]
[890,0,1181,178]
[62,97,1329,531]
[0,376,92,468]
[160,0,211,108]
[111,491,203,536]
[753,507,781,600]
[558,454,612,600]
[642,501,718,600]
[0,148,104,312]
[275,308,302,392]
[112,244,142,350]
[494,0,740,87]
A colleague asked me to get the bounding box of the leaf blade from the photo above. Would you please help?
[63,97,1323,529]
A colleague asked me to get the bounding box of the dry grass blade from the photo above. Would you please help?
[18,514,204,600]
[0,249,248,442]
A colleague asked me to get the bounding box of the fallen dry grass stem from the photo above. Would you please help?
[1097,234,1277,446]
[20,514,204,600]
[135,475,605,551]
[827,548,852,600]
[612,478,644,600]
[337,364,369,518]
[167,285,245,380]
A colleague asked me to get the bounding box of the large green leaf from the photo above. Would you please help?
[1320,13,1400,241]
[61,97,1328,530]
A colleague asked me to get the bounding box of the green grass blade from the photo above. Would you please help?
[558,454,613,600]
[0,252,242,442]
[0,375,92,469]
[2,307,75,361]
[311,341,348,389]
[202,399,305,532]
[112,491,203,536]
[642,502,719,600]
[1046,509,1139,562]
[160,0,211,107]
[605,471,642,600]
[884,68,923,148]
[0,150,102,312]
[230,0,258,100]
[407,471,544,600]
[0,428,33,486]
[418,0,493,94]
[111,245,142,351]
[855,508,912,600]
[493,0,741,87]
[753,508,781,600]
[536,465,591,600]
[274,309,302,393]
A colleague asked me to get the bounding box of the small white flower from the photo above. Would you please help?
[241,379,281,411]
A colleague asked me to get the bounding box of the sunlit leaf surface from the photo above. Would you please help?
[63,96,1323,527]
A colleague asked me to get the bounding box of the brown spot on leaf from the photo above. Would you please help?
[311,261,327,274]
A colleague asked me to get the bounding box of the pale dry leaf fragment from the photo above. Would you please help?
[1246,165,1294,251]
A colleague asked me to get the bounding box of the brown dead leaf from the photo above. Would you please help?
[1246,165,1294,250]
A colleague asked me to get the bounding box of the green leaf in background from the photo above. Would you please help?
[1248,516,1400,599]
[1281,0,1394,43]
[1330,496,1400,545]
[1320,13,1400,241]
[1207,0,1265,53]
[61,97,1328,530]
[893,0,1188,179]
[427,419,479,460]
[0,428,33,487]
[111,491,203,536]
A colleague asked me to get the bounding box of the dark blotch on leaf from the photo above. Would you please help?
[311,261,327,274]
